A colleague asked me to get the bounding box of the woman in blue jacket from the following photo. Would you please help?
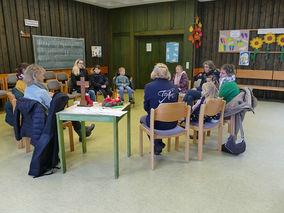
[140,63,179,155]
[23,64,95,142]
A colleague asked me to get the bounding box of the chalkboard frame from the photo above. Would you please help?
[32,35,85,70]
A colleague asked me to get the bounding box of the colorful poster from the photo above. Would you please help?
[219,30,250,52]
[91,46,102,58]
[166,42,179,63]
[239,51,250,66]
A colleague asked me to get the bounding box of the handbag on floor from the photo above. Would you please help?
[222,115,246,155]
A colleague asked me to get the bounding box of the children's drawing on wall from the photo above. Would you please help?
[166,42,179,63]
[239,51,250,66]
[219,30,249,52]
[91,46,102,58]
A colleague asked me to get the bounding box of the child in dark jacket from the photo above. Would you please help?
[90,65,113,98]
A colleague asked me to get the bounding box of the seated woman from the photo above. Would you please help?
[190,82,220,123]
[219,64,240,103]
[4,63,29,126]
[171,65,188,94]
[23,64,95,142]
[140,63,179,155]
[71,59,96,101]
[183,60,219,106]
[90,65,113,98]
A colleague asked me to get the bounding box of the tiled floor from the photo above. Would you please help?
[0,89,283,213]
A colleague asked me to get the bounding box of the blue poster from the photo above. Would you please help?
[166,42,179,63]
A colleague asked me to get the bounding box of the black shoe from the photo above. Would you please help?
[79,124,95,142]
[86,124,95,137]
[190,134,198,139]
[129,98,135,104]
[154,142,165,155]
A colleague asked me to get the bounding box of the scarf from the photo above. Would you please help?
[33,82,49,91]
[174,71,185,86]
[219,75,236,89]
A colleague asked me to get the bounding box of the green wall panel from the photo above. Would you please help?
[147,3,170,31]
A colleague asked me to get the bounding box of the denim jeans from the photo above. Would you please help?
[88,90,96,102]
[118,86,132,99]
[183,89,201,106]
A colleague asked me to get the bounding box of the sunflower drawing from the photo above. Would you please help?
[264,33,276,44]
[250,37,263,49]
[250,37,263,64]
[263,33,275,60]
[277,34,284,63]
[276,34,284,47]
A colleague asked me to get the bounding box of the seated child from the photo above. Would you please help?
[190,82,220,123]
[116,67,135,104]
[206,75,219,88]
[90,65,113,98]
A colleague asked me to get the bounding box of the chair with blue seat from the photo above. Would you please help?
[139,102,191,170]
[190,98,226,160]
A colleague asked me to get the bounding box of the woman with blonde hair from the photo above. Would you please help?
[24,64,95,142]
[190,82,220,122]
[71,59,96,101]
[140,63,179,155]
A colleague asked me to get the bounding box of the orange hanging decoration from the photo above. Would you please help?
[188,16,203,49]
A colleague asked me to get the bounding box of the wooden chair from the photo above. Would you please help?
[56,72,68,92]
[44,71,56,83]
[0,79,8,107]
[191,98,226,160]
[139,102,191,170]
[5,74,17,91]
[10,91,74,153]
[7,92,31,152]
[47,79,77,107]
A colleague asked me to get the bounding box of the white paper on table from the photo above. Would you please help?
[58,105,128,117]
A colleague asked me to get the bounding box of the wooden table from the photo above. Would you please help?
[56,103,131,179]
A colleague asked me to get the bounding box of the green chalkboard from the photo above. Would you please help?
[33,35,85,70]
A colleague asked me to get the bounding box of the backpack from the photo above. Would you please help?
[222,114,246,155]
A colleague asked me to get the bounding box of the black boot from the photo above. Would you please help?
[77,124,95,142]
[129,98,135,104]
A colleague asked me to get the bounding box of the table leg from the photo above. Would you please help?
[127,106,131,157]
[113,117,119,179]
[81,121,87,153]
[57,114,66,173]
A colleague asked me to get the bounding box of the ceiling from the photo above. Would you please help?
[75,0,215,9]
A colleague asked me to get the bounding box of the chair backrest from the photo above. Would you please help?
[67,78,72,87]
[198,98,226,126]
[203,98,226,116]
[7,92,17,111]
[44,71,56,81]
[57,73,68,81]
[47,79,61,91]
[7,74,18,85]
[153,102,189,122]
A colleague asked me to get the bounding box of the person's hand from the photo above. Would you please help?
[49,92,54,97]
[101,85,106,88]
[122,84,126,87]
[192,87,197,90]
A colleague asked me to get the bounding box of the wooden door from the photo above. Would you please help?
[136,35,183,89]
